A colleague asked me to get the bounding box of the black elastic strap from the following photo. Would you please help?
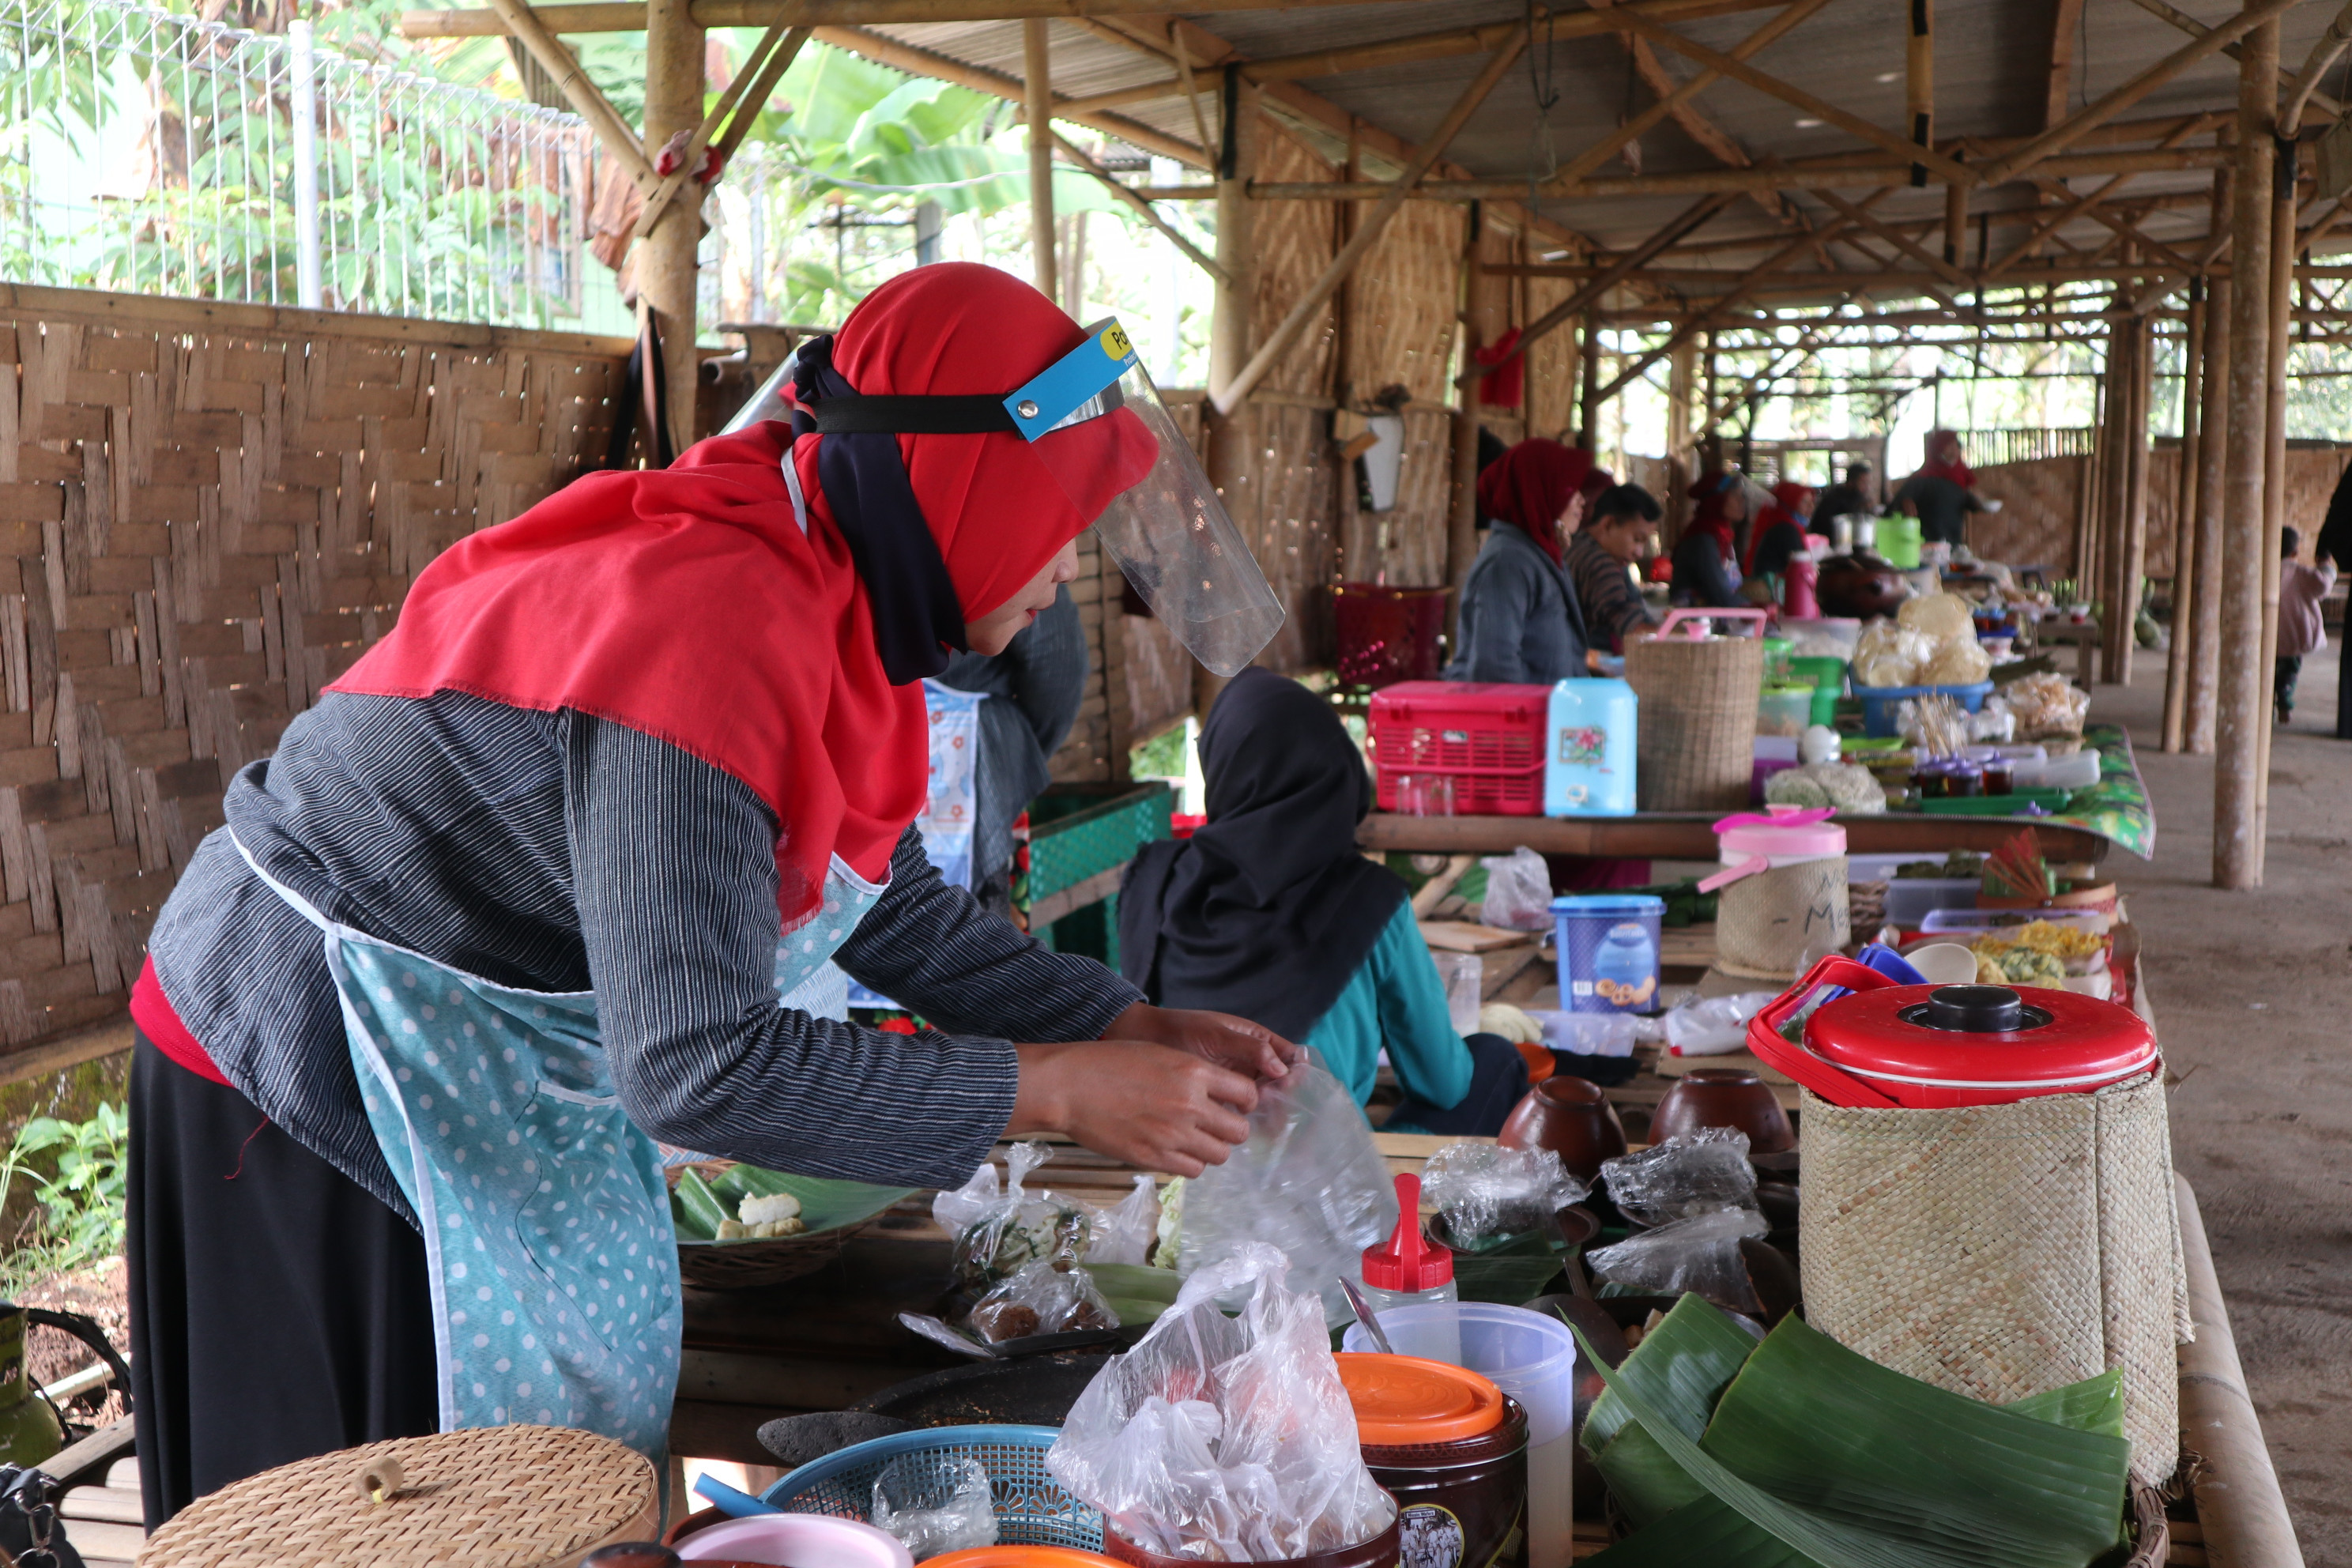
[810,395,1019,435]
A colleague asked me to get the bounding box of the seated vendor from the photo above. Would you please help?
[1445,439,1594,684]
[1566,482,1663,654]
[1746,479,1815,579]
[1672,472,1752,609]
[1119,669,1528,1136]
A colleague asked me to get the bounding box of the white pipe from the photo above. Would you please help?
[290,18,322,309]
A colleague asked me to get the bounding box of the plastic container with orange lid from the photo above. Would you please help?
[1334,1355,1528,1568]
[925,1549,1125,1568]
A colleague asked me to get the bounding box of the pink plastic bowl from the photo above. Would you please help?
[673,1513,917,1568]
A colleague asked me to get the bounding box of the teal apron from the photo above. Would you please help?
[232,833,884,1459]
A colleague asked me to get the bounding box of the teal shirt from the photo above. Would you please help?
[1304,902,1476,1114]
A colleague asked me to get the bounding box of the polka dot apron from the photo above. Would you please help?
[228,832,882,1463]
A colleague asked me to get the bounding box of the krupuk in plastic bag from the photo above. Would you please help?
[967,1257,1120,1343]
[1421,1142,1590,1250]
[871,1452,999,1559]
[1585,1205,1768,1314]
[1600,1129,1758,1227]
[1479,846,1555,933]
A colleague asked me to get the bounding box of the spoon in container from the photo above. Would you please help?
[1337,1277,1396,1355]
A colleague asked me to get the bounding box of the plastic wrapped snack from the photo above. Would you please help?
[936,1144,1094,1292]
[1089,1174,1161,1268]
[1421,1142,1591,1250]
[872,1453,999,1559]
[1662,992,1781,1057]
[2001,670,2090,737]
[1177,1056,1397,1327]
[1586,1206,1769,1314]
[966,1257,1120,1343]
[1853,621,1937,688]
[1896,590,1977,642]
[1600,1129,1758,1227]
[1920,634,1992,685]
[1046,1244,1395,1562]
[1762,762,1886,813]
[1479,846,1555,932]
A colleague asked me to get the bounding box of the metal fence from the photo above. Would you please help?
[0,0,611,330]
[1958,428,2101,467]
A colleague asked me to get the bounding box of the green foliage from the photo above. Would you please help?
[0,1102,129,1295]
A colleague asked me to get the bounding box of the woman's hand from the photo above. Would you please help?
[1008,1039,1258,1176]
[1102,1001,1301,1083]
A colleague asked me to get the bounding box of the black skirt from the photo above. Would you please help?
[126,1032,439,1528]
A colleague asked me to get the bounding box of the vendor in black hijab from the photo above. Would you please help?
[1118,669,1528,1135]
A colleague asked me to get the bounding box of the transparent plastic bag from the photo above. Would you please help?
[871,1452,1000,1558]
[937,1143,1094,1292]
[1661,993,1781,1057]
[1586,1206,1768,1314]
[1853,621,1936,688]
[1046,1243,1394,1562]
[1479,846,1555,932]
[1897,590,1976,641]
[1090,1174,1160,1268]
[966,1257,1121,1343]
[1600,1129,1758,1227]
[1176,1055,1397,1328]
[1421,1143,1590,1250]
[1920,634,1992,685]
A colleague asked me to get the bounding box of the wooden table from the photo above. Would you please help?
[2030,617,2103,688]
[1359,811,2109,864]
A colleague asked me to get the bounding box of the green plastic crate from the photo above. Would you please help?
[1025,782,1175,967]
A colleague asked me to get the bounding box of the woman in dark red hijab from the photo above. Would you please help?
[126,265,1294,1522]
[1446,439,1598,683]
[1673,471,1751,608]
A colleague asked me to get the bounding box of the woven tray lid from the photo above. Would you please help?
[139,1425,658,1568]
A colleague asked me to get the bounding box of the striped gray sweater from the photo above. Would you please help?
[146,689,1140,1221]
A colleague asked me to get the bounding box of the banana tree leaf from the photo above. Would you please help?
[2006,1370,2126,1440]
[1452,1250,1566,1305]
[1700,1314,2131,1565]
[1585,1495,1819,1568]
[670,1166,914,1243]
[1585,1294,1761,1527]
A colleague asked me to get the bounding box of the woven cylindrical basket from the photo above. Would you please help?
[139,1425,659,1568]
[1797,1072,2191,1485]
[1625,631,1762,811]
[1713,856,1851,980]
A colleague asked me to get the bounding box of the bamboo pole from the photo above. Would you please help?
[2213,12,2277,891]
[2188,230,2232,754]
[2118,310,2154,686]
[1579,309,1603,446]
[641,0,703,449]
[1200,70,1257,703]
[2253,139,2295,855]
[2162,279,2206,751]
[1025,21,1058,303]
[481,0,654,188]
[1909,0,1934,187]
[1049,130,1227,285]
[1449,206,1487,612]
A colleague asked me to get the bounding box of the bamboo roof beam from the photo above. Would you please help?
[2121,0,2342,120]
[1811,187,1972,289]
[482,0,657,190]
[2044,0,2086,131]
[1592,214,1855,402]
[1050,130,1229,284]
[402,0,1457,33]
[633,20,808,236]
[1585,0,1791,224]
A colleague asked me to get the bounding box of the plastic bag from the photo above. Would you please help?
[871,1452,1000,1559]
[2001,670,2090,737]
[1600,1129,1758,1227]
[1853,621,1936,688]
[1176,1056,1397,1328]
[1479,846,1555,932]
[1087,1174,1160,1268]
[1662,992,1781,1056]
[1587,1206,1769,1313]
[1897,590,1976,642]
[1536,1009,1638,1058]
[1762,762,1885,813]
[1421,1143,1590,1249]
[1920,634,1992,685]
[937,1143,1093,1292]
[1046,1243,1394,1562]
[967,1257,1120,1343]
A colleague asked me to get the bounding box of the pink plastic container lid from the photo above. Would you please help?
[674,1513,917,1568]
[1712,805,1848,860]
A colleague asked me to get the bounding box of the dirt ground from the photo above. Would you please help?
[2094,647,2352,1565]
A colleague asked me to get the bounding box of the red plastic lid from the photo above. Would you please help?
[1333,1353,1506,1445]
[927,1551,1125,1568]
[1361,1172,1453,1291]
[1807,982,2156,1094]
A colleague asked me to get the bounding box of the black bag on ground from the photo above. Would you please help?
[0,1465,83,1568]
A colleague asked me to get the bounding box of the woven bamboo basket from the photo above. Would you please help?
[138,1425,658,1568]
[1625,610,1766,812]
[678,1225,862,1291]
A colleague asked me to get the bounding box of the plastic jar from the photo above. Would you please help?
[1947,760,1984,797]
[1333,1355,1528,1568]
[1359,1174,1461,1360]
[1982,758,2015,796]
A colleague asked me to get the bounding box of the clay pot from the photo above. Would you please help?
[1815,554,1911,621]
[1498,1076,1629,1179]
[1649,1068,1796,1155]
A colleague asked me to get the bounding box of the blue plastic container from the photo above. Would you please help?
[1852,679,1996,738]
[1544,677,1638,816]
[762,1424,1103,1548]
[1551,894,1665,1015]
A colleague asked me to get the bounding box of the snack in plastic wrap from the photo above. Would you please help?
[966,1257,1120,1343]
[1479,846,1556,932]
[1662,992,1781,1057]
[1585,1206,1769,1314]
[1600,1129,1758,1227]
[1090,1174,1160,1268]
[2001,670,2090,737]
[1046,1244,1396,1562]
[1420,1142,1591,1250]
[1762,762,1886,813]
[1897,693,1969,757]
[1853,621,1937,688]
[935,1144,1094,1292]
[1176,1055,1398,1327]
[1920,634,1992,685]
[871,1453,1000,1559]
[1896,591,1977,642]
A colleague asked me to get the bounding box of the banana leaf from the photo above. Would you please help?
[1585,1294,1762,1526]
[671,1166,914,1243]
[1453,1250,1568,1305]
[1570,1307,2132,1568]
[2007,1370,2126,1440]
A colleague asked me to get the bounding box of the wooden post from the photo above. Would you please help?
[1578,309,1603,447]
[1450,202,1489,605]
[1667,337,1698,475]
[2188,164,2233,755]
[1909,0,1935,189]
[2252,137,2294,850]
[1200,70,1257,704]
[2162,281,2206,751]
[641,0,703,447]
[2106,309,2151,686]
[1025,21,1057,303]
[1332,119,1360,410]
[2214,11,2277,891]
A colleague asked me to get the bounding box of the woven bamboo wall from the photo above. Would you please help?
[0,285,628,1054]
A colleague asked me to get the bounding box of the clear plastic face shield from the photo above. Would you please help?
[723,358,797,435]
[1003,321,1284,677]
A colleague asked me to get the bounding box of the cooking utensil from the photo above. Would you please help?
[897,1312,1126,1361]
[692,1475,780,1518]
[1339,1278,1396,1355]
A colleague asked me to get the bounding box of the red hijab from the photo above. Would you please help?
[1744,481,1815,573]
[332,263,1148,926]
[1919,429,1974,487]
[1476,439,1594,564]
[1686,473,1743,568]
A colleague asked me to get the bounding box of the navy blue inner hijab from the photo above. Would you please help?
[790,334,972,686]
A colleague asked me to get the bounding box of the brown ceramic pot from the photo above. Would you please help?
[1648,1068,1796,1155]
[1497,1076,1629,1179]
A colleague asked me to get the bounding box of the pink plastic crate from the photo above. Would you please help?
[1368,681,1549,816]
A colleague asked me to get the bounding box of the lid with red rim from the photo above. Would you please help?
[1361,1172,1453,1291]
[1807,982,2156,1091]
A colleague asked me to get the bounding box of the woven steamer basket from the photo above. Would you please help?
[1797,1072,2191,1486]
[678,1223,860,1291]
[138,1426,658,1568]
[1624,610,1766,812]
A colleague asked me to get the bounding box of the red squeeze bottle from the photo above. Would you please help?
[1359,1172,1457,1310]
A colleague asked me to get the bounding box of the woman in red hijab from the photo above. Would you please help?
[1446,438,1597,683]
[1892,428,2001,547]
[1673,470,1751,609]
[124,265,1293,1524]
[1745,479,1815,577]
